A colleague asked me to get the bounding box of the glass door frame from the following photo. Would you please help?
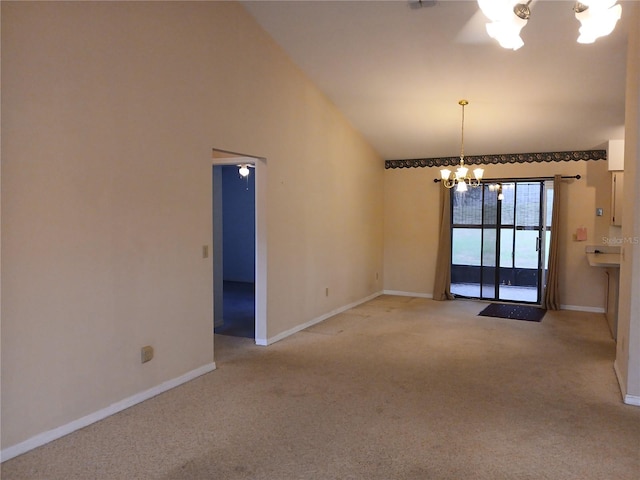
[450,179,550,305]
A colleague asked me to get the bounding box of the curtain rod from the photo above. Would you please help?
[433,174,581,184]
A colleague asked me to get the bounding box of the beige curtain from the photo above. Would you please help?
[543,175,561,310]
[433,184,454,301]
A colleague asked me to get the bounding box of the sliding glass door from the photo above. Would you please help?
[450,180,552,304]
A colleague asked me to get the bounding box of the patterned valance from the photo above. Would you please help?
[384,150,606,169]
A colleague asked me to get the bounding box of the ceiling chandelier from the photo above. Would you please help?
[440,100,484,193]
[477,0,622,51]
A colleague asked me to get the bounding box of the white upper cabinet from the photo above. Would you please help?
[607,139,625,171]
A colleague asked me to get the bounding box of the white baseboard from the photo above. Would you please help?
[314,290,604,313]
[624,394,640,406]
[613,360,640,406]
[380,292,608,314]
[256,291,384,346]
[381,293,602,312]
[1,362,217,463]
[382,290,433,299]
[560,304,605,313]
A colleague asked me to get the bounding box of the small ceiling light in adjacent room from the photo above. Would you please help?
[440,100,484,193]
[574,0,622,44]
[238,164,251,178]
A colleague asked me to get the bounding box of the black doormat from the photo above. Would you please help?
[478,303,546,322]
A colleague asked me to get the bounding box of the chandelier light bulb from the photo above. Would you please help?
[477,0,520,22]
[579,0,617,8]
[575,2,622,44]
[479,0,528,50]
[455,165,469,180]
[486,16,527,50]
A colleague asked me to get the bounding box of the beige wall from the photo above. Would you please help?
[3,0,638,457]
[384,160,612,310]
[1,2,384,450]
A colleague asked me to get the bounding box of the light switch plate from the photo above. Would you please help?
[141,346,154,363]
[596,208,603,216]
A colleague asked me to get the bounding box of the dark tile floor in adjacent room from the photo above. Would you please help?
[214,281,255,339]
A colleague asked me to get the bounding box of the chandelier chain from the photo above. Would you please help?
[439,99,483,191]
[459,99,468,162]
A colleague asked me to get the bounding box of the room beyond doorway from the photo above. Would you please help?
[214,165,255,339]
[215,280,255,338]
[211,148,267,344]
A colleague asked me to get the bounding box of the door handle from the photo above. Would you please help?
[536,237,541,252]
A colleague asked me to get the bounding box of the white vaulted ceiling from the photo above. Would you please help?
[241,0,631,160]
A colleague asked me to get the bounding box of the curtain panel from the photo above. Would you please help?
[543,175,562,310]
[433,184,454,301]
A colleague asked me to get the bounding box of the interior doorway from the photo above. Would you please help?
[211,149,267,344]
[213,165,255,338]
[450,180,553,305]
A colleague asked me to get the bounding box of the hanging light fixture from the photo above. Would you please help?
[478,0,531,50]
[440,100,484,193]
[477,0,622,50]
[238,164,251,178]
[574,1,622,44]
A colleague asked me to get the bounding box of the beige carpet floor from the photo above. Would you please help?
[2,295,639,479]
